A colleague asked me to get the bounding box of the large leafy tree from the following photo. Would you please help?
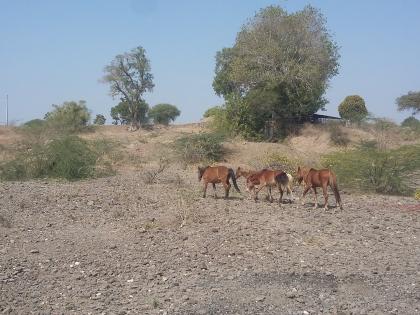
[102,46,154,131]
[213,5,340,138]
[396,91,420,116]
[149,103,181,125]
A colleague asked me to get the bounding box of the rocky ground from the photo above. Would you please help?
[1,168,419,314]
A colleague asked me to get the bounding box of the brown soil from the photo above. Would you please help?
[1,167,419,314]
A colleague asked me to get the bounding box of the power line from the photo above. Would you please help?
[6,94,9,126]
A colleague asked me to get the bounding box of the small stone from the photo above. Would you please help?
[200,262,208,270]
[211,227,219,233]
[30,249,39,254]
[109,244,117,249]
[256,295,265,302]
[87,201,94,206]
[127,278,134,283]
[287,288,298,298]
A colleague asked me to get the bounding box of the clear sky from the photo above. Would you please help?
[1,0,419,125]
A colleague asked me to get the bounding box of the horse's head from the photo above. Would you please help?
[197,166,207,181]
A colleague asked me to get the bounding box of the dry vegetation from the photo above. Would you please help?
[1,122,420,314]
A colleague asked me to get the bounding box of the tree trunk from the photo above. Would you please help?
[128,103,140,131]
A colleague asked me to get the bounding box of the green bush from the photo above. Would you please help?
[401,116,420,132]
[322,145,420,195]
[23,119,46,128]
[0,136,113,181]
[93,114,106,125]
[44,100,91,133]
[338,95,368,123]
[203,106,223,118]
[260,152,300,174]
[149,103,181,125]
[173,133,225,164]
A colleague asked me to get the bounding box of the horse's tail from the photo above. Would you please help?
[275,172,289,188]
[329,170,343,209]
[228,168,241,193]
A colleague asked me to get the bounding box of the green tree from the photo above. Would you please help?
[396,91,420,115]
[44,100,90,132]
[213,5,340,138]
[149,103,181,125]
[110,100,149,125]
[93,114,106,125]
[338,95,368,123]
[102,46,154,131]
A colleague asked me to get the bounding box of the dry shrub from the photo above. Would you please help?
[328,123,350,146]
[143,158,169,184]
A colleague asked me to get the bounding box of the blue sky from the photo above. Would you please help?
[1,0,419,125]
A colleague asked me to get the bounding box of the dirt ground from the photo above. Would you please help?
[1,167,419,314]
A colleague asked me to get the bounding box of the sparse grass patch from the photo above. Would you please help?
[175,188,200,227]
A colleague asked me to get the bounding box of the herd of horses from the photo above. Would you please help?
[198,165,343,210]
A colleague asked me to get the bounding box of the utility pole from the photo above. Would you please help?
[6,94,9,126]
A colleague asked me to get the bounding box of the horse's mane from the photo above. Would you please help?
[198,165,209,179]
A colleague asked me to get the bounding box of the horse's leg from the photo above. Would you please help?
[322,183,329,210]
[288,184,294,202]
[255,184,266,201]
[212,183,217,199]
[278,184,284,205]
[223,180,231,198]
[301,186,311,206]
[202,182,208,198]
[312,187,318,209]
[268,186,273,203]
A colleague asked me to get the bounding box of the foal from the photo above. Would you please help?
[198,165,240,198]
[236,167,294,202]
[296,166,343,210]
[246,169,289,204]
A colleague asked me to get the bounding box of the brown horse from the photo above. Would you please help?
[246,169,289,204]
[296,166,343,210]
[198,166,240,198]
[236,167,294,202]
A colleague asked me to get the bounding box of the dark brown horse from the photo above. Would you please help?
[296,166,343,210]
[246,169,289,204]
[198,166,240,198]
